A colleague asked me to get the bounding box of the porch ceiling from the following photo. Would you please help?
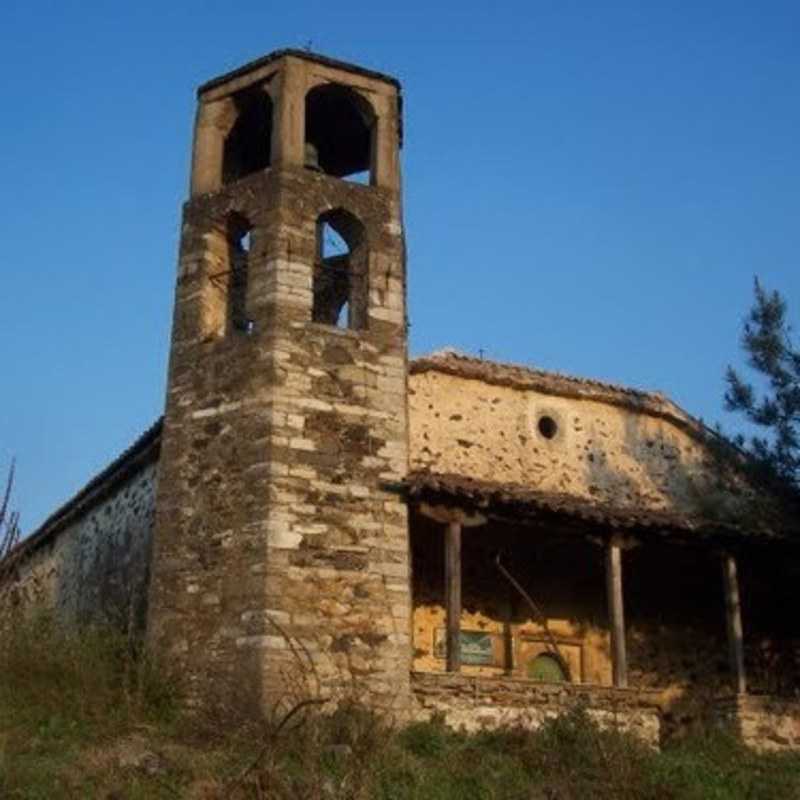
[400,469,788,546]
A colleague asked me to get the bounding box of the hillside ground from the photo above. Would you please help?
[2,615,800,799]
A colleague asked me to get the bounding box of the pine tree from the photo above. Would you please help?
[725,279,800,490]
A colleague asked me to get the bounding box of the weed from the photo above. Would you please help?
[2,616,800,799]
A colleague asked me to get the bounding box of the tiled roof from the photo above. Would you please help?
[8,418,163,561]
[402,469,784,544]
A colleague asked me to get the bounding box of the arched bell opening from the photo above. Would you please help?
[205,212,255,336]
[222,88,273,185]
[304,83,375,184]
[312,209,368,329]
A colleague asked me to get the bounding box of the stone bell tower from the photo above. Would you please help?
[147,50,411,712]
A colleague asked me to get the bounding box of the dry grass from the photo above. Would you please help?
[2,614,800,799]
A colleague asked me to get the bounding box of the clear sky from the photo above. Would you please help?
[1,1,798,533]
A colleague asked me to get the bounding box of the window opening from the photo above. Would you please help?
[206,215,254,336]
[537,415,558,440]
[224,215,254,334]
[312,210,367,330]
[305,84,375,183]
[223,89,273,185]
[230,224,253,333]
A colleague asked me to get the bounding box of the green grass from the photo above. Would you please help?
[2,614,800,799]
[0,612,177,798]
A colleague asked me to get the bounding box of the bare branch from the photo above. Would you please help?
[0,459,21,583]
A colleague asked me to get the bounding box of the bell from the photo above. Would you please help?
[304,141,322,172]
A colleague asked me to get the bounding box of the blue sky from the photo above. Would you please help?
[1,1,798,532]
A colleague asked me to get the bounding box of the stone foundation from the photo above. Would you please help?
[714,694,800,752]
[411,672,663,747]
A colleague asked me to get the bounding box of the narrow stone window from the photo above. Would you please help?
[312,209,368,329]
[222,88,273,184]
[305,84,375,184]
[207,213,254,335]
[228,218,253,334]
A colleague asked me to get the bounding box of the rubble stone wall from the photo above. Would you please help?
[714,695,800,752]
[147,53,411,713]
[0,461,156,628]
[412,671,663,747]
[409,369,748,518]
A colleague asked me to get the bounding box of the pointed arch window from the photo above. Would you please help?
[312,209,368,330]
[206,213,254,336]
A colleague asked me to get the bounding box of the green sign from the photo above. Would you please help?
[434,629,495,665]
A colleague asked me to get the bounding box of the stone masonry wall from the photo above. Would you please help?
[714,695,800,752]
[0,461,157,629]
[412,672,663,747]
[147,53,411,715]
[409,369,749,519]
[254,162,410,708]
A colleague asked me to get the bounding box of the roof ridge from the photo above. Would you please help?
[411,350,663,399]
[198,48,402,96]
[8,418,164,561]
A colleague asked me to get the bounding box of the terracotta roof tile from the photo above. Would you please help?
[402,469,784,543]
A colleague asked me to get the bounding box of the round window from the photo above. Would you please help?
[537,415,558,440]
[527,653,568,683]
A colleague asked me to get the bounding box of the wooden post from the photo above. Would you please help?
[722,552,747,694]
[605,539,628,688]
[501,593,514,676]
[445,520,462,673]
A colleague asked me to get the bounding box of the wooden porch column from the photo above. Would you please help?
[445,520,462,673]
[722,552,747,694]
[605,538,628,688]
